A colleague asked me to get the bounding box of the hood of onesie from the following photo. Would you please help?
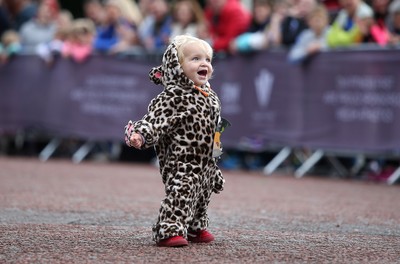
[148,41,209,91]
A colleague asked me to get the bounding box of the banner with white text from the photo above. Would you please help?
[1,50,399,153]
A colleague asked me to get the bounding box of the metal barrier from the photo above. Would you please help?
[1,48,400,184]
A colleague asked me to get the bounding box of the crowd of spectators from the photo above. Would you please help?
[1,0,400,65]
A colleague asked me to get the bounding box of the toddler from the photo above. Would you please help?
[124,35,225,247]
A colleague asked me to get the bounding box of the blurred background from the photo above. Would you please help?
[1,0,400,184]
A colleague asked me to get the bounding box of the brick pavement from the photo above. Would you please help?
[0,157,399,263]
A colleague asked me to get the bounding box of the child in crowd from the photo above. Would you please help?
[36,10,73,65]
[124,35,225,247]
[288,4,330,64]
[0,30,22,64]
[62,18,96,63]
[170,0,205,39]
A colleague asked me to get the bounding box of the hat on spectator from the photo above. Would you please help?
[356,3,373,19]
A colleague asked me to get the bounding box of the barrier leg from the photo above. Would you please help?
[14,131,25,150]
[72,141,95,163]
[326,156,348,177]
[294,149,324,178]
[39,138,61,161]
[293,149,309,164]
[350,154,366,176]
[0,137,9,155]
[110,142,122,160]
[263,147,292,175]
[387,166,400,185]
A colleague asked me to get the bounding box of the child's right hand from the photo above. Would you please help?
[124,120,143,148]
[124,121,134,146]
[125,120,144,149]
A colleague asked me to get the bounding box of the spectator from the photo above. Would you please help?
[93,0,142,54]
[62,18,96,63]
[0,29,21,64]
[109,0,142,55]
[116,0,142,26]
[3,0,38,30]
[201,0,251,53]
[19,1,58,53]
[278,0,317,48]
[138,0,152,17]
[288,4,330,64]
[170,0,205,39]
[42,0,60,19]
[266,0,292,47]
[137,0,172,53]
[83,0,107,27]
[370,0,391,46]
[229,0,273,53]
[387,0,400,45]
[36,10,73,65]
[326,0,373,47]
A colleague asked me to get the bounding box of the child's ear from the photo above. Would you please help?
[149,66,163,85]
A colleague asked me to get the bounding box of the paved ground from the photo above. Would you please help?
[0,157,399,263]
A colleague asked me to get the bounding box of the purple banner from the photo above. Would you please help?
[1,50,400,152]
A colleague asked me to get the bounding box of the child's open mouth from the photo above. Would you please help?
[198,70,208,76]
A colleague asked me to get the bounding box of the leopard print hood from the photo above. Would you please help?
[148,41,210,92]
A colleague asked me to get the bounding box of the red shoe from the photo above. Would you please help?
[156,236,188,247]
[187,230,215,243]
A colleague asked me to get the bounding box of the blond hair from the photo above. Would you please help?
[172,35,213,63]
[106,0,143,25]
[71,18,96,36]
[306,3,329,22]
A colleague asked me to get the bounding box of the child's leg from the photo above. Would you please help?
[188,162,223,232]
[186,185,215,243]
[188,189,212,232]
[152,198,189,242]
[152,164,198,242]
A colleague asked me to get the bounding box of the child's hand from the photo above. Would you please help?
[124,121,134,146]
[124,121,144,148]
[130,133,143,149]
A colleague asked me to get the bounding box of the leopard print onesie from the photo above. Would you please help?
[125,41,225,242]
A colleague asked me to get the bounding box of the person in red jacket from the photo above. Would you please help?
[200,0,251,53]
